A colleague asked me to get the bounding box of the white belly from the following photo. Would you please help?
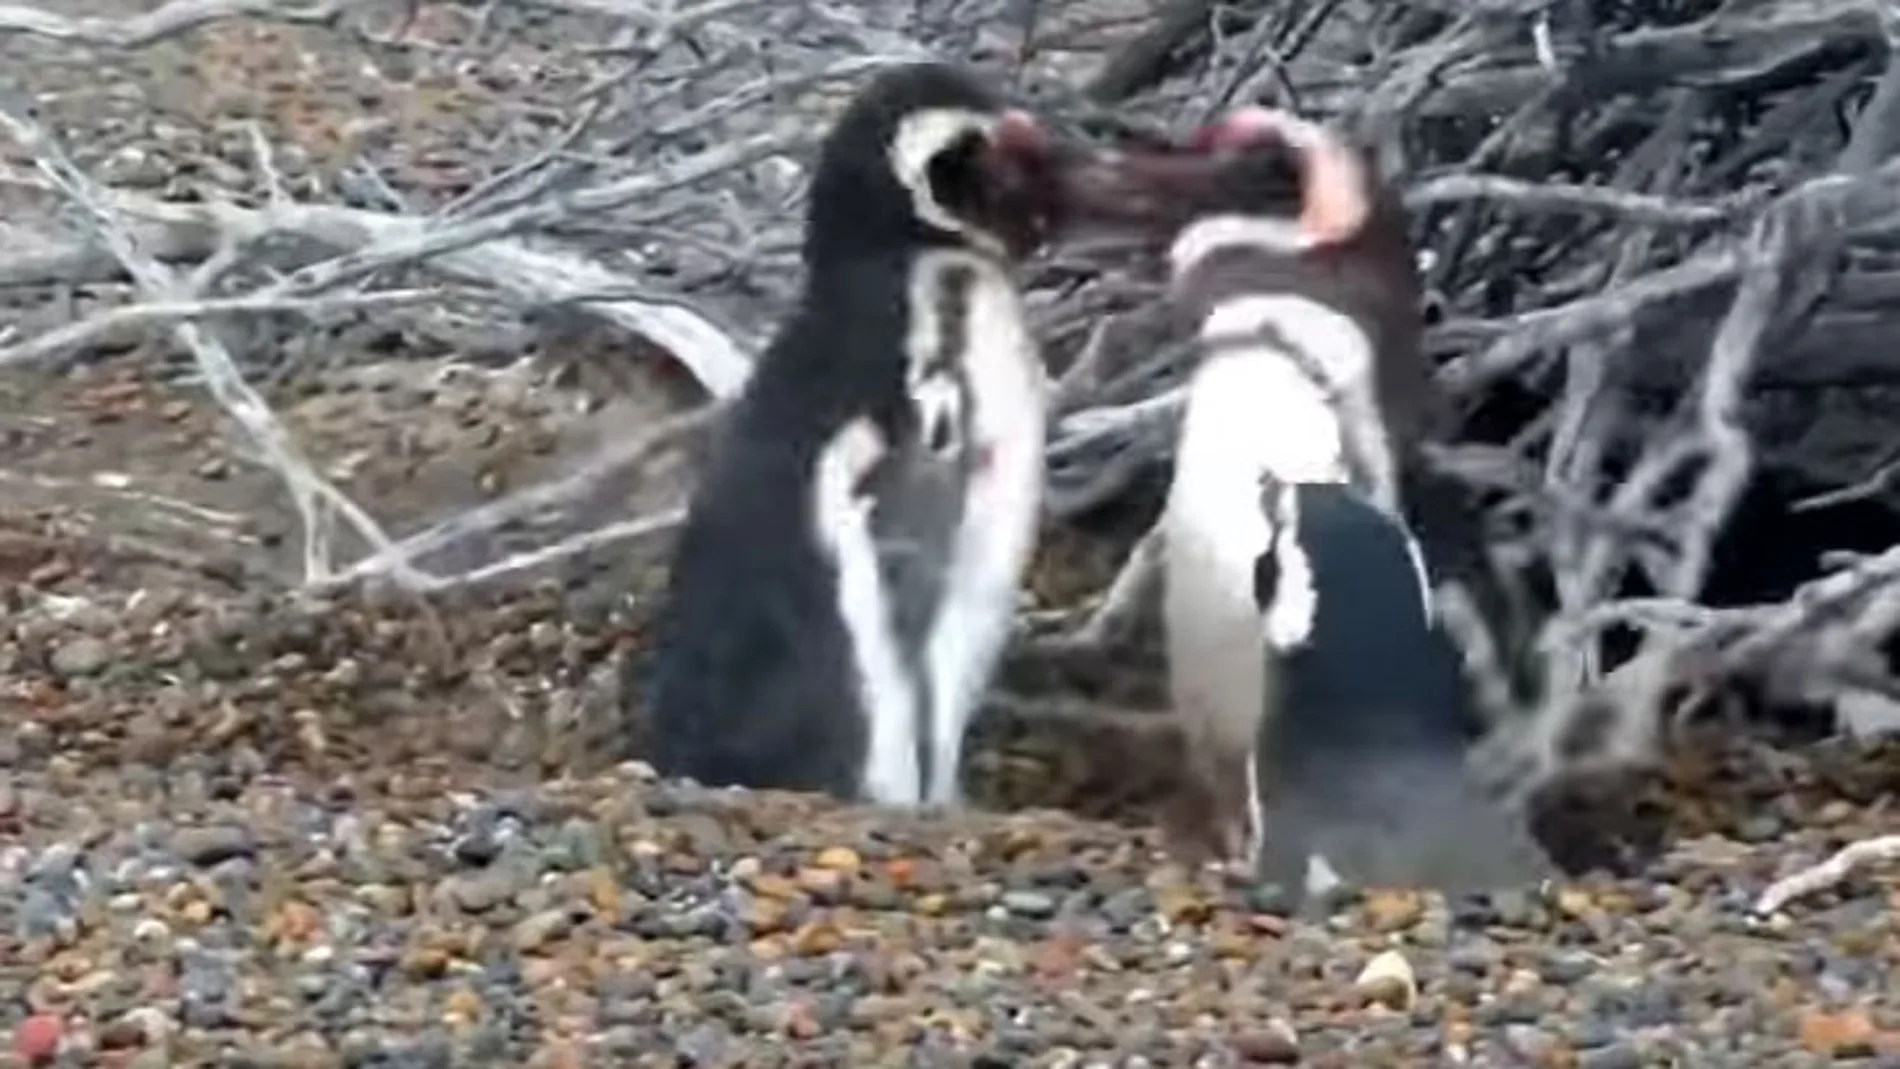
[1161,300,1359,778]
[918,258,1046,805]
[828,253,1046,808]
[812,418,922,804]
[1162,517,1271,763]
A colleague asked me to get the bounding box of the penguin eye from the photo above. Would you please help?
[925,131,991,218]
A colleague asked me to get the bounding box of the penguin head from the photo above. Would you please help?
[1065,107,1383,262]
[802,63,1063,267]
[1070,106,1438,441]
[1177,109,1374,244]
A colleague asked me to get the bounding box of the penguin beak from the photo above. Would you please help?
[971,108,1065,259]
[971,107,1370,254]
[973,109,1197,257]
[1054,147,1266,231]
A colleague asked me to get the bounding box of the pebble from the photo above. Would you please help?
[172,824,257,867]
[1355,949,1419,1012]
[1001,889,1058,918]
[1232,1020,1301,1063]
[13,1014,62,1064]
[49,636,112,678]
[6,756,1872,1063]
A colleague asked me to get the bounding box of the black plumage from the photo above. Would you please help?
[1251,479,1551,907]
[639,63,1053,803]
[1114,106,1555,893]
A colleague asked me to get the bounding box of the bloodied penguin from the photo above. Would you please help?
[641,63,1062,807]
[1095,107,1555,906]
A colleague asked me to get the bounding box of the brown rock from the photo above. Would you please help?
[267,900,324,948]
[747,873,801,900]
[1361,889,1425,932]
[1156,886,1213,925]
[796,866,847,898]
[815,845,863,872]
[1232,1018,1301,1063]
[781,998,823,1039]
[745,898,791,937]
[399,946,451,981]
[789,919,844,956]
[583,867,622,918]
[885,857,918,889]
[1799,1008,1878,1056]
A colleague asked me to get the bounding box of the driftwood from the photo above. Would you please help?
[2,0,1900,852]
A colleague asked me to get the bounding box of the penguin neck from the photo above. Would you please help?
[1172,292,1372,501]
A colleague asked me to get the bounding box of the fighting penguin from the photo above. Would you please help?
[641,63,1057,808]
[1123,108,1554,901]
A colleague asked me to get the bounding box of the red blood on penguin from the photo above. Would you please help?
[1194,106,1282,152]
[1187,107,1371,247]
[993,108,1048,154]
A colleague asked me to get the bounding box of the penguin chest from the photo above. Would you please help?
[895,253,1046,680]
[1160,346,1328,762]
[913,257,1046,801]
[862,448,968,663]
[908,252,1047,599]
[831,254,1047,805]
[1162,510,1275,761]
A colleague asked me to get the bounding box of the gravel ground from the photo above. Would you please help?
[5,748,1900,1066]
[3,2,1900,1066]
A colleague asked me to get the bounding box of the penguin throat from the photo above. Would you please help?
[1183,294,1377,488]
[1168,214,1312,276]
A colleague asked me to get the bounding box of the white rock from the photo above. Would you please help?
[1354,947,1418,1011]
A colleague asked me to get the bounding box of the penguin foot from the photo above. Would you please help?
[1158,778,1256,872]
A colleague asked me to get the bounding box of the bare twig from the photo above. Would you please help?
[1404,173,1749,226]
[1755,834,1900,915]
[401,506,688,593]
[0,99,411,587]
[93,183,762,399]
[322,404,719,588]
[0,0,349,45]
[0,288,448,367]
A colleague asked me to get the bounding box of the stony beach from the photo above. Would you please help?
[2,2,1900,1066]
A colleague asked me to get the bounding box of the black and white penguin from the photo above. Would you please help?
[1106,108,1554,902]
[640,63,1059,808]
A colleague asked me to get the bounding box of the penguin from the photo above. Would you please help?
[1111,107,1555,901]
[639,63,1060,808]
[1242,473,1554,906]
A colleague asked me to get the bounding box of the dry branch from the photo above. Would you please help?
[323,405,718,590]
[0,0,949,600]
[1754,833,1900,915]
[0,288,448,367]
[0,0,352,45]
[85,138,780,399]
[0,101,415,587]
[1402,174,1751,227]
